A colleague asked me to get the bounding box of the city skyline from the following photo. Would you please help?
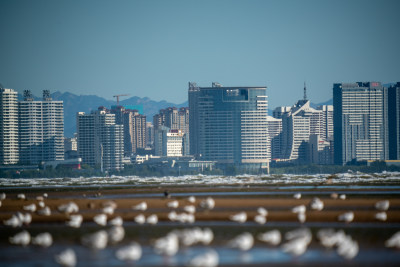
[1,0,399,109]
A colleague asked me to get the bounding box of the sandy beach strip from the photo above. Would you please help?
[1,188,399,223]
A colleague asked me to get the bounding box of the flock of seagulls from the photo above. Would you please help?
[1,191,399,267]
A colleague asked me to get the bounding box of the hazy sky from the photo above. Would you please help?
[0,0,399,108]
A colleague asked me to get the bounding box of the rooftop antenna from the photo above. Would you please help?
[303,81,307,101]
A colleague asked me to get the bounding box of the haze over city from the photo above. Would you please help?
[1,0,399,108]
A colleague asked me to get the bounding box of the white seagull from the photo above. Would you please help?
[37,206,51,216]
[200,197,215,210]
[229,212,247,223]
[32,232,53,247]
[375,200,390,211]
[293,193,301,199]
[132,202,147,211]
[154,232,179,256]
[134,214,146,225]
[257,207,268,217]
[55,248,76,267]
[310,197,324,211]
[167,200,179,209]
[146,214,158,225]
[23,203,36,212]
[254,214,266,224]
[186,249,219,267]
[257,229,281,245]
[375,211,387,221]
[108,225,125,244]
[385,231,400,249]
[66,214,83,228]
[58,202,79,214]
[338,211,354,223]
[93,214,107,226]
[17,193,26,200]
[228,232,254,251]
[187,196,196,203]
[109,216,123,226]
[184,205,196,214]
[116,242,142,261]
[81,230,108,250]
[9,230,31,246]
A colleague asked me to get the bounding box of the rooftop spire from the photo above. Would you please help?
[303,82,307,101]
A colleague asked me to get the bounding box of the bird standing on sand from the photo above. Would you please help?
[37,206,51,216]
[58,202,79,214]
[146,214,158,225]
[229,212,247,223]
[134,214,146,224]
[167,200,179,209]
[375,211,387,221]
[23,203,36,212]
[93,214,107,226]
[184,205,196,214]
[293,193,301,199]
[375,200,390,211]
[338,211,354,223]
[187,196,196,203]
[66,214,83,228]
[310,197,324,211]
[132,202,147,211]
[200,197,215,210]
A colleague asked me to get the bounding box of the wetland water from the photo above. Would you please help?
[0,172,400,266]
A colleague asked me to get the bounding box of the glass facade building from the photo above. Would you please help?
[189,82,268,169]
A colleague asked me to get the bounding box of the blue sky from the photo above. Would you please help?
[0,0,399,108]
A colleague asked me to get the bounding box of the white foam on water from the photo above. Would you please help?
[1,172,400,188]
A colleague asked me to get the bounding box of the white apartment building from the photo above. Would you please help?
[77,109,124,171]
[266,116,282,160]
[0,88,19,164]
[19,90,64,164]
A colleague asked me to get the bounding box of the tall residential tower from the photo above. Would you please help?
[333,82,388,165]
[19,90,64,164]
[0,88,19,164]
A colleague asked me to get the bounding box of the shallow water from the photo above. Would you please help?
[1,172,400,266]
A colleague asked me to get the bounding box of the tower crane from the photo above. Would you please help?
[113,94,130,105]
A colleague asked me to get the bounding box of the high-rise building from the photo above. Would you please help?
[0,88,19,164]
[111,106,146,156]
[153,107,189,155]
[388,82,400,160]
[266,116,282,160]
[189,82,268,170]
[154,127,184,157]
[77,108,124,171]
[273,106,291,119]
[19,90,64,164]
[333,82,388,165]
[146,122,154,148]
